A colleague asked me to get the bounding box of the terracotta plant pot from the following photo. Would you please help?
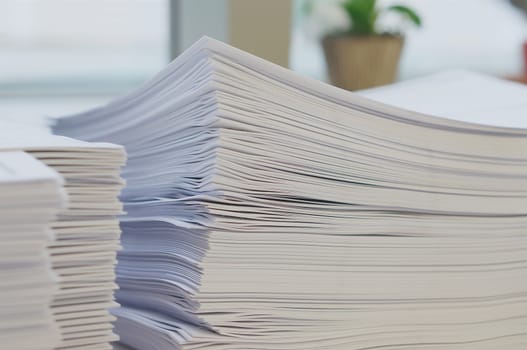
[322,34,404,91]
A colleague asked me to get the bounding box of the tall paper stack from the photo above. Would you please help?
[54,38,527,350]
[0,122,126,350]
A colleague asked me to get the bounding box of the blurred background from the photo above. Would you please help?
[0,0,526,123]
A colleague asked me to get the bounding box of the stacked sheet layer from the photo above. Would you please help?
[0,151,64,350]
[55,37,527,350]
[0,123,126,350]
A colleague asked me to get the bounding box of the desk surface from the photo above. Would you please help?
[0,95,112,129]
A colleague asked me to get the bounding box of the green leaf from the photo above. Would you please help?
[302,0,314,16]
[341,0,379,35]
[346,0,376,14]
[387,5,422,27]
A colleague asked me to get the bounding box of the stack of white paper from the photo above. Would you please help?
[0,122,126,350]
[0,151,64,350]
[54,37,527,350]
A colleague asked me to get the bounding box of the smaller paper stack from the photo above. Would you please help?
[0,122,126,350]
[0,151,65,350]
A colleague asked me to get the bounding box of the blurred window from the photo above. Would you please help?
[0,0,169,96]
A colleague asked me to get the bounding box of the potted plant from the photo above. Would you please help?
[312,0,422,90]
